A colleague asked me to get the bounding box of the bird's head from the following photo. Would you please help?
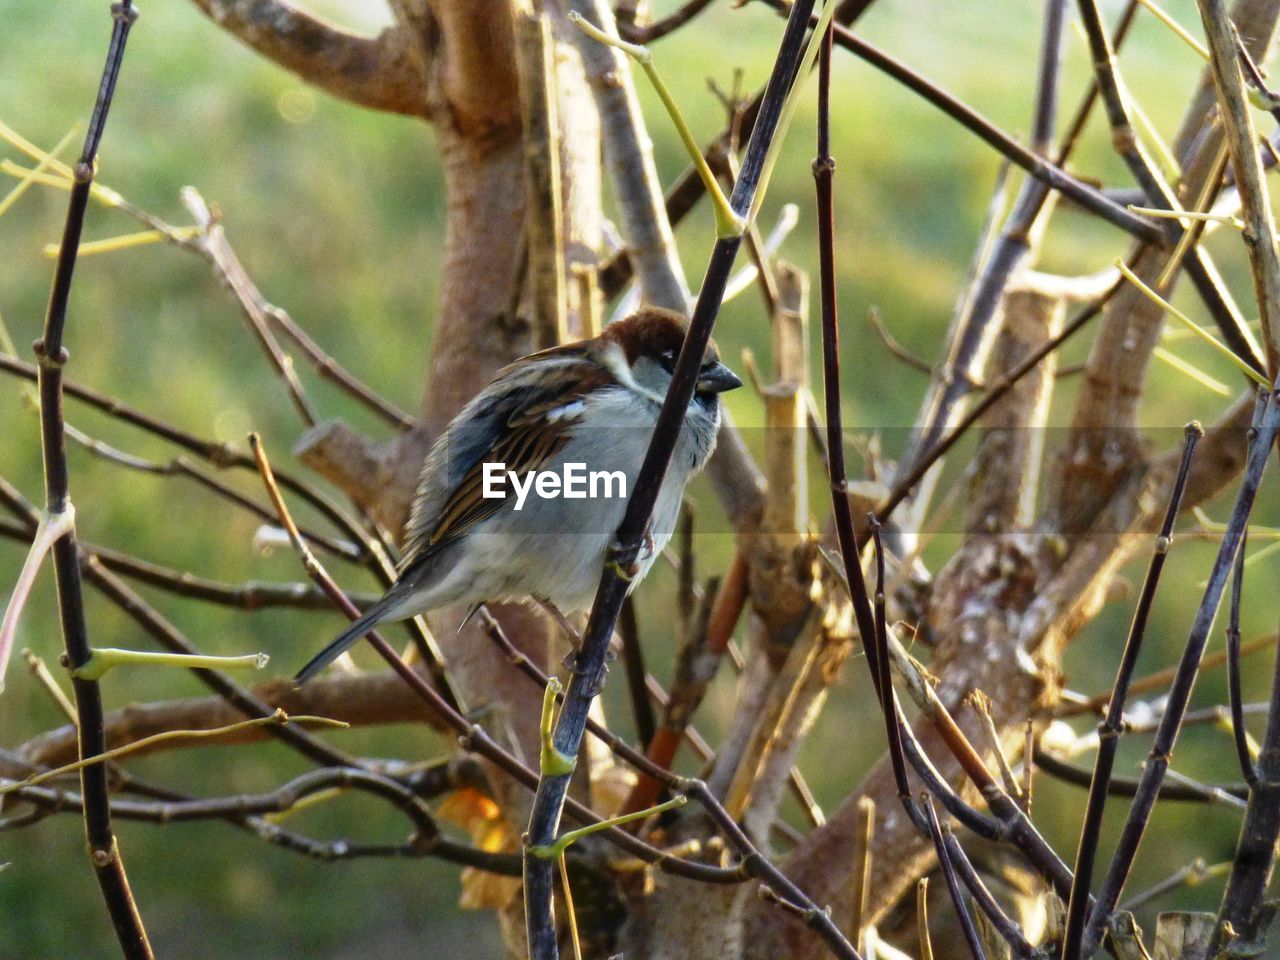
[601,307,742,408]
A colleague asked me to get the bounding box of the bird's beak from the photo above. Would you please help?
[696,361,743,394]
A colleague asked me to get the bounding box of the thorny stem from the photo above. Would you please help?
[922,796,988,960]
[1197,0,1280,374]
[523,5,865,959]
[69,647,269,682]
[528,795,688,860]
[29,3,153,955]
[1083,387,1280,955]
[1059,423,1201,960]
[1227,530,1257,786]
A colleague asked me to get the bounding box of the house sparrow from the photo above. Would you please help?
[294,307,741,683]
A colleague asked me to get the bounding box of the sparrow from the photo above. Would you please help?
[294,307,742,683]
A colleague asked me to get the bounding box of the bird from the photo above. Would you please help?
[294,307,742,683]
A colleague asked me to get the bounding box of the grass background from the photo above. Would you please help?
[2,0,1278,956]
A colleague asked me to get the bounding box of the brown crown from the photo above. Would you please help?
[603,307,721,367]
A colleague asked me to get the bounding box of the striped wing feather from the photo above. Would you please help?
[399,352,615,571]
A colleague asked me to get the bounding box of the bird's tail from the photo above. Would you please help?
[294,593,402,684]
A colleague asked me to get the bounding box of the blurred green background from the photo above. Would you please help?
[2,1,1278,957]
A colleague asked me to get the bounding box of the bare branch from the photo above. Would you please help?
[512,0,568,350]
[618,0,717,43]
[1198,0,1280,372]
[965,289,1063,533]
[189,0,430,117]
[12,672,438,773]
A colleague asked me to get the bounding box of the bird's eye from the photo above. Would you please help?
[659,349,677,373]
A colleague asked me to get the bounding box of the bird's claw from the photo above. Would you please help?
[560,649,607,696]
[607,530,653,583]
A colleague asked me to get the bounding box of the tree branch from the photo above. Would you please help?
[1198,0,1280,373]
[12,672,437,773]
[189,0,431,117]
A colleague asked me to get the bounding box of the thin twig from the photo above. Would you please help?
[0,507,74,690]
[813,11,917,843]
[0,479,364,770]
[1075,0,1262,375]
[524,7,865,959]
[849,796,874,948]
[1198,0,1280,372]
[1060,423,1200,960]
[1227,529,1257,786]
[28,3,152,954]
[1032,749,1247,803]
[245,437,750,886]
[1083,387,1280,954]
[758,0,1159,241]
[922,797,988,960]
[917,878,934,960]
[1212,562,1280,944]
[895,0,1067,527]
[617,0,717,43]
[943,829,1036,958]
[867,306,933,375]
[181,190,317,426]
[5,767,521,874]
[878,285,1115,519]
[1062,631,1280,716]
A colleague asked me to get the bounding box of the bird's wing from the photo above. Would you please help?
[399,352,617,571]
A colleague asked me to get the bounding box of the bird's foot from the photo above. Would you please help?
[560,648,608,696]
[606,531,653,583]
[640,528,656,562]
